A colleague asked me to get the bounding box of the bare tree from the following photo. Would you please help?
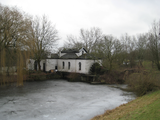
[30,15,59,70]
[120,33,136,68]
[120,33,131,66]
[147,20,160,70]
[64,35,83,50]
[80,27,103,53]
[64,27,103,53]
[98,35,122,71]
[135,33,147,67]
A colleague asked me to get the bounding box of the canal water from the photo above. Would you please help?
[0,80,136,120]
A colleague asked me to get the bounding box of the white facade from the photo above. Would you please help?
[26,59,46,71]
[46,59,58,71]
[26,48,101,74]
[57,59,99,74]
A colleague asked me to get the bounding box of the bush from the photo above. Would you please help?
[67,73,81,82]
[46,73,61,79]
[126,73,160,96]
[89,62,104,75]
[99,71,125,84]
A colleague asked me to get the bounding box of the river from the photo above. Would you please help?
[0,80,136,120]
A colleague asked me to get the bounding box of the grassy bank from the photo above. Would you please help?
[91,90,160,120]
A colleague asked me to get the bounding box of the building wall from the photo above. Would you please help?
[57,59,97,74]
[40,60,46,71]
[76,59,100,74]
[26,59,35,70]
[75,60,86,73]
[26,59,46,71]
[58,59,77,73]
[26,58,101,74]
[46,59,58,71]
[84,60,94,73]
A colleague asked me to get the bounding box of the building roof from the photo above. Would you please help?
[61,49,79,53]
[51,54,59,59]
[60,53,78,59]
[78,54,95,59]
[79,48,88,53]
[29,48,99,60]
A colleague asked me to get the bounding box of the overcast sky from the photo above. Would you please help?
[0,0,160,47]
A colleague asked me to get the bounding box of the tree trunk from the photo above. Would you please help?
[152,61,154,68]
[155,54,160,70]
[109,59,112,71]
[139,60,143,68]
[156,62,160,70]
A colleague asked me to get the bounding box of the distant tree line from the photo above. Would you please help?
[64,21,160,71]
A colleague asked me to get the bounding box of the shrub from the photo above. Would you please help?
[126,73,160,96]
[99,71,125,84]
[67,73,81,82]
[89,62,104,75]
[46,73,61,79]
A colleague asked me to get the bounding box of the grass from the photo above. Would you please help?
[120,91,160,120]
[91,90,160,120]
[122,100,160,120]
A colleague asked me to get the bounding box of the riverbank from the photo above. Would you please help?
[91,90,160,120]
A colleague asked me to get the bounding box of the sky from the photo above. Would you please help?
[0,0,160,47]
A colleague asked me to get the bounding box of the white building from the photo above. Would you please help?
[27,48,101,74]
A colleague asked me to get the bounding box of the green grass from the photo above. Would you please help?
[120,91,160,120]
[91,90,160,120]
[124,100,160,120]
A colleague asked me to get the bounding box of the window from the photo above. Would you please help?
[79,62,81,70]
[82,51,84,55]
[63,62,65,69]
[43,63,46,72]
[55,66,57,70]
[68,62,70,70]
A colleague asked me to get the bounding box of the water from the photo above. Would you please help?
[0,80,136,120]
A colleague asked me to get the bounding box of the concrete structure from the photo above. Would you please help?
[27,48,101,74]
